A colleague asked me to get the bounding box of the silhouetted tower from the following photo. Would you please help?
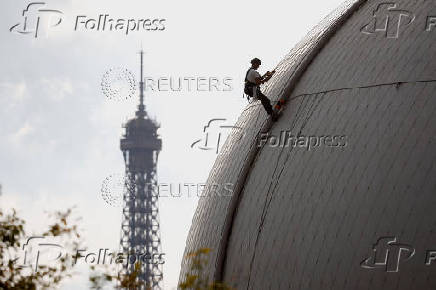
[120,51,163,289]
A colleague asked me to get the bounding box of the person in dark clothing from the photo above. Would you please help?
[244,58,278,121]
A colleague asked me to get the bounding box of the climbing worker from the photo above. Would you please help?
[244,58,278,121]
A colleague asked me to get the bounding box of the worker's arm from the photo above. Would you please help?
[262,70,275,82]
[256,70,276,84]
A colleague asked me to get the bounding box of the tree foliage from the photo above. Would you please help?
[179,248,233,290]
[0,206,81,289]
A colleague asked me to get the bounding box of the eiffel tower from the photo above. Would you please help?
[119,50,163,289]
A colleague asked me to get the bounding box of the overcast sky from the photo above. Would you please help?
[1,0,345,288]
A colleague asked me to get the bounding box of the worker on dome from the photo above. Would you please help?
[244,58,278,121]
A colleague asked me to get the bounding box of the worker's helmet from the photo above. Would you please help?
[251,58,261,65]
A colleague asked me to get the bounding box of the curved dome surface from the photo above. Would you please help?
[180,0,436,289]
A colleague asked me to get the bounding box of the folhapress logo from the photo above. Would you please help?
[361,237,415,272]
[10,1,167,38]
[191,119,244,155]
[361,237,436,272]
[74,15,166,34]
[9,2,63,38]
[361,2,415,38]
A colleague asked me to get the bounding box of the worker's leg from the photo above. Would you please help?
[255,89,274,115]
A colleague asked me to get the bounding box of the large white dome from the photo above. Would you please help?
[180,0,436,289]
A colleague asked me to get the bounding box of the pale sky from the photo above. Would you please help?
[0,0,345,288]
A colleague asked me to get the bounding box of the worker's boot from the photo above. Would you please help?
[271,111,279,122]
